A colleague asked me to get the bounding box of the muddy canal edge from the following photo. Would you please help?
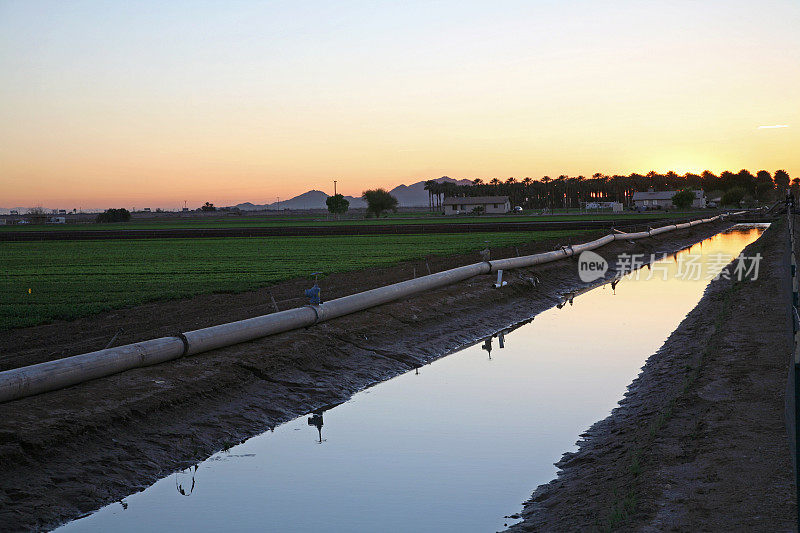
[0,221,737,531]
[507,221,795,532]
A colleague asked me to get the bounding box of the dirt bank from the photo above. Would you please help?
[507,219,795,531]
[0,222,731,531]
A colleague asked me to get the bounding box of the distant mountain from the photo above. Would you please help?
[235,190,365,211]
[388,177,473,206]
[234,177,473,210]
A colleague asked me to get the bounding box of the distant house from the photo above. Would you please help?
[443,196,511,215]
[632,189,706,209]
[584,201,623,212]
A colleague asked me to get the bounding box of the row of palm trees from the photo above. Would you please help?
[424,170,794,210]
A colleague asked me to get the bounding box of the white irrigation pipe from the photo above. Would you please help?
[0,213,745,403]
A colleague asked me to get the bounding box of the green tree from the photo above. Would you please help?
[95,208,131,223]
[721,187,746,206]
[326,194,349,216]
[775,169,791,193]
[362,188,398,218]
[201,202,216,212]
[671,189,694,209]
[754,170,774,201]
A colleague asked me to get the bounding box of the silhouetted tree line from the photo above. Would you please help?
[424,169,793,210]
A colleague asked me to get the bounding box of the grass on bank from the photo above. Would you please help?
[1,230,586,330]
[0,210,714,232]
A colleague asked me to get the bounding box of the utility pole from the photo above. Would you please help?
[333,180,337,196]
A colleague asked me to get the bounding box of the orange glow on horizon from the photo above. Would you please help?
[1,2,798,210]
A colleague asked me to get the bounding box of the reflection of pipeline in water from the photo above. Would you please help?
[0,212,748,404]
[557,272,627,308]
[308,413,324,443]
[557,279,607,308]
[175,464,198,496]
[480,317,534,359]
[306,399,346,443]
[482,337,493,359]
[557,240,711,306]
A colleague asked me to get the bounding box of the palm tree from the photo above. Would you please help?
[423,180,436,211]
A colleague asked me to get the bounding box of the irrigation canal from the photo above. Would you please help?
[56,224,767,532]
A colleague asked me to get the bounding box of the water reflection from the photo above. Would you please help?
[481,337,493,359]
[557,281,607,308]
[480,319,532,359]
[56,225,767,533]
[307,412,325,443]
[306,400,346,444]
[175,465,198,497]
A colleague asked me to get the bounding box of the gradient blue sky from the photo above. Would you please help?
[1,0,798,209]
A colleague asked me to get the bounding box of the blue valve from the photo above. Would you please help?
[305,272,323,305]
[305,283,321,305]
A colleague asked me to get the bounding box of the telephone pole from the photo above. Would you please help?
[333,180,337,196]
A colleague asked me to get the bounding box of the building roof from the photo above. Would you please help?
[632,190,704,201]
[443,196,509,205]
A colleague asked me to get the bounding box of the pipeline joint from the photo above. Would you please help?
[176,333,190,357]
[305,305,322,324]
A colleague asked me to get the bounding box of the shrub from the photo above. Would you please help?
[362,189,398,218]
[671,189,694,209]
[721,187,746,206]
[95,208,131,223]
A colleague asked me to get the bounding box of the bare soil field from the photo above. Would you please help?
[0,216,683,241]
[508,219,795,531]
[0,221,751,531]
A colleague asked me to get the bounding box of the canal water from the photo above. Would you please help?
[57,225,767,533]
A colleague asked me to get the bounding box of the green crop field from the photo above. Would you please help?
[0,209,713,232]
[1,230,588,330]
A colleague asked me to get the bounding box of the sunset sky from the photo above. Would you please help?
[1,0,798,210]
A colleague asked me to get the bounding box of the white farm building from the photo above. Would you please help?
[632,189,706,209]
[443,196,511,215]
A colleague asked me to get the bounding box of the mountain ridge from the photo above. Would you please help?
[233,177,473,210]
